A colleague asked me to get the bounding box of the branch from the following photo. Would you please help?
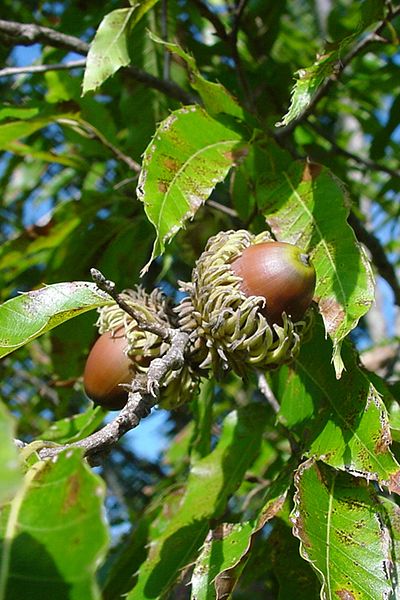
[0,19,89,53]
[190,0,229,41]
[57,117,141,173]
[0,59,86,77]
[0,19,194,104]
[276,6,400,136]
[309,121,400,180]
[38,389,157,460]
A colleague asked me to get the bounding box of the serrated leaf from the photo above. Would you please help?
[149,34,245,119]
[276,3,384,128]
[276,49,346,128]
[0,282,112,359]
[0,403,22,504]
[0,449,109,599]
[137,105,245,271]
[261,159,374,377]
[292,460,394,599]
[274,319,400,492]
[82,2,160,94]
[82,8,135,94]
[127,404,268,598]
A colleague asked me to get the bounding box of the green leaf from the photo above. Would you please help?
[276,46,350,128]
[260,156,375,377]
[191,466,290,600]
[137,105,245,270]
[0,449,109,600]
[82,2,160,94]
[292,460,394,599]
[270,518,320,600]
[39,406,105,444]
[83,8,135,94]
[0,118,54,148]
[0,403,22,505]
[0,282,112,359]
[274,319,400,492]
[149,34,245,119]
[0,106,40,121]
[127,404,268,598]
[276,2,384,127]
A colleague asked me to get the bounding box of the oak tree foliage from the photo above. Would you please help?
[0,1,400,598]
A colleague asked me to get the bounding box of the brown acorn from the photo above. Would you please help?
[83,328,133,410]
[230,241,316,325]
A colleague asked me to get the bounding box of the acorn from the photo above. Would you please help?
[86,287,199,410]
[83,328,133,410]
[176,230,315,378]
[230,241,316,326]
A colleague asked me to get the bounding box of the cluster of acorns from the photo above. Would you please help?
[83,230,316,410]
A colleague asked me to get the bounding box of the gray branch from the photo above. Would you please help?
[91,269,171,339]
[0,59,86,77]
[38,389,156,460]
[0,19,194,104]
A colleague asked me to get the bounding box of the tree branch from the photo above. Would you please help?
[309,121,400,180]
[276,5,400,136]
[0,19,194,104]
[0,59,86,78]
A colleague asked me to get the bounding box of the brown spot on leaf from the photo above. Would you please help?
[62,473,81,513]
[388,470,400,495]
[224,145,249,165]
[158,180,168,193]
[335,590,356,600]
[318,296,345,335]
[374,426,391,454]
[164,156,179,172]
[302,161,322,181]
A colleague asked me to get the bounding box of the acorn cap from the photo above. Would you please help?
[176,230,313,378]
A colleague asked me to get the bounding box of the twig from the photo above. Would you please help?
[257,372,280,413]
[276,5,400,136]
[38,389,156,460]
[0,59,86,77]
[257,372,301,455]
[190,0,229,41]
[229,0,253,108]
[57,117,141,173]
[91,269,170,339]
[0,18,194,104]
[309,121,400,180]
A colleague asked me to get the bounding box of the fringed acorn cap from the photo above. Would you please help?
[176,230,312,378]
[96,287,198,409]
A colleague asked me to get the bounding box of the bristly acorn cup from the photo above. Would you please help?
[84,230,316,409]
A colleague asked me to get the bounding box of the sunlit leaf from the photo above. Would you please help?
[0,403,22,504]
[273,319,400,492]
[0,282,112,359]
[259,152,374,376]
[292,460,394,599]
[82,1,160,94]
[0,449,109,599]
[149,34,245,119]
[137,105,245,270]
[276,3,384,127]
